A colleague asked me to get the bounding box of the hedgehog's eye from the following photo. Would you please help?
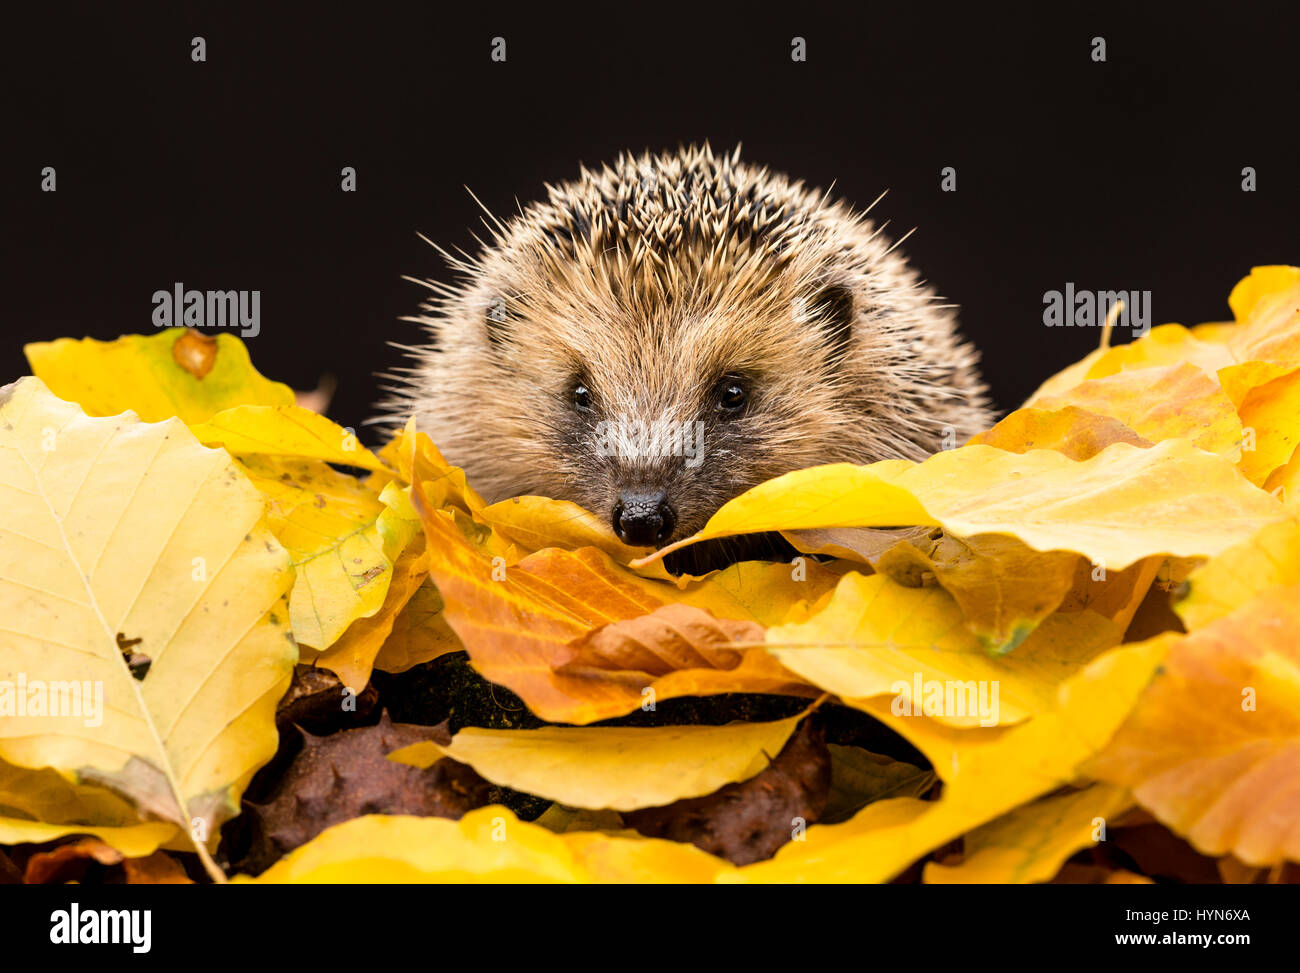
[573,382,593,413]
[716,379,748,416]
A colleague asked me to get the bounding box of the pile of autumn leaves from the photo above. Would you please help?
[2,266,1299,884]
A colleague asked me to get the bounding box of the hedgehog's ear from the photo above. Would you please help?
[809,283,856,365]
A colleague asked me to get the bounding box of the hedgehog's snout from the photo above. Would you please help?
[612,489,676,547]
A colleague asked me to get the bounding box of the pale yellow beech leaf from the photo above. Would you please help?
[765,572,1121,727]
[236,807,733,883]
[723,638,1170,882]
[190,404,391,474]
[241,459,417,650]
[1175,515,1300,630]
[0,759,179,855]
[923,784,1132,883]
[1217,359,1297,408]
[312,537,441,689]
[561,828,734,883]
[0,817,180,857]
[643,439,1284,573]
[1189,321,1238,341]
[1085,584,1300,866]
[0,378,296,879]
[390,715,803,811]
[25,329,293,424]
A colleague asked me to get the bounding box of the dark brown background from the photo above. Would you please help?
[4,1,1297,439]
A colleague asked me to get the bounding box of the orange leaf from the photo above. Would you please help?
[408,431,828,722]
[1084,584,1300,866]
[969,406,1152,461]
[1033,363,1243,458]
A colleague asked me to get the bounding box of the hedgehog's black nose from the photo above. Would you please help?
[612,490,676,547]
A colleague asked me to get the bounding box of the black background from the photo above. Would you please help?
[4,1,1297,441]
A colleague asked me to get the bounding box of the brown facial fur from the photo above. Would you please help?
[377,144,993,550]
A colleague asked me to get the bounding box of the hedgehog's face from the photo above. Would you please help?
[474,272,869,553]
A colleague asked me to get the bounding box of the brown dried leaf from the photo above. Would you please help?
[239,713,492,874]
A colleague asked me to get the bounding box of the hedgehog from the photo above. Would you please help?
[377,144,993,570]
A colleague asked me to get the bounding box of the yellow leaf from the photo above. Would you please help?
[391,716,803,811]
[1225,265,1300,363]
[0,759,179,855]
[1023,349,1110,404]
[25,329,293,424]
[723,638,1169,882]
[766,572,1121,727]
[1030,324,1236,395]
[241,458,415,650]
[1221,364,1300,484]
[190,404,391,474]
[312,538,441,689]
[1265,444,1300,504]
[1175,515,1300,630]
[1228,265,1300,324]
[875,532,1081,652]
[1085,584,1300,866]
[0,378,296,877]
[1033,363,1243,459]
[236,807,733,883]
[923,784,1132,883]
[0,817,179,857]
[646,439,1284,573]
[394,420,486,516]
[781,525,934,564]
